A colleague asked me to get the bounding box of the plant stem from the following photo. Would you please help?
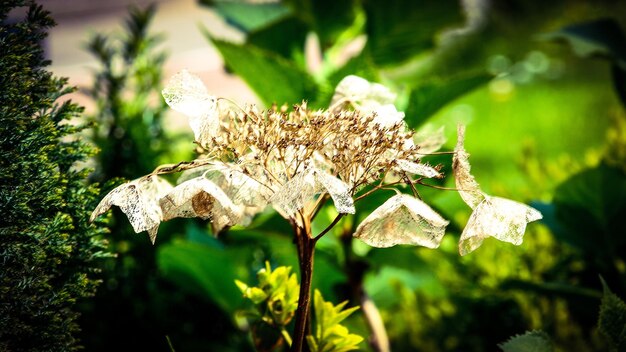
[292,220,315,352]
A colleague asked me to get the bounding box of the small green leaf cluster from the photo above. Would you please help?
[498,330,553,352]
[307,290,363,352]
[236,262,300,327]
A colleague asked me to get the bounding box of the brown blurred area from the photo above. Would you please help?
[40,0,259,118]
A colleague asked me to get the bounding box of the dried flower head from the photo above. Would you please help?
[91,72,540,255]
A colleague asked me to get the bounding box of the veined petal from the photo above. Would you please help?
[270,168,355,218]
[314,169,355,214]
[90,176,172,244]
[395,159,441,178]
[354,194,448,248]
[159,176,240,226]
[270,169,318,217]
[459,196,543,256]
[414,125,446,156]
[331,75,398,112]
[453,124,486,209]
[370,104,405,128]
[162,70,219,145]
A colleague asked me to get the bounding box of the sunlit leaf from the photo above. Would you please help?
[91,176,172,243]
[459,196,542,256]
[354,194,448,248]
[161,70,219,146]
[307,289,363,352]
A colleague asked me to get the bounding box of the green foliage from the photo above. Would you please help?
[201,0,488,121]
[307,289,363,352]
[86,4,169,182]
[544,18,626,107]
[78,6,237,352]
[498,330,553,352]
[236,262,300,326]
[235,262,299,350]
[0,1,107,350]
[598,278,626,351]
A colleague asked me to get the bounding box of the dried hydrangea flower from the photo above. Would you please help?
[354,194,448,248]
[90,176,172,244]
[453,124,542,255]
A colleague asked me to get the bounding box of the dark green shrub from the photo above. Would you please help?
[0,1,107,350]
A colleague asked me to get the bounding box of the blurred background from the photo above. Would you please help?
[33,0,626,350]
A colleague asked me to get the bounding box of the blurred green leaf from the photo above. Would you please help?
[611,64,626,107]
[247,16,309,59]
[500,279,602,299]
[405,71,492,127]
[598,277,626,351]
[498,330,553,352]
[551,164,626,254]
[284,0,358,49]
[157,240,249,315]
[207,38,320,106]
[206,1,292,33]
[363,0,463,66]
[542,18,626,65]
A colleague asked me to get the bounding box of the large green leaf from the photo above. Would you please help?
[204,1,292,33]
[542,18,626,65]
[551,164,626,255]
[363,0,463,66]
[209,39,320,106]
[157,240,250,315]
[284,0,358,49]
[247,16,309,59]
[405,71,492,127]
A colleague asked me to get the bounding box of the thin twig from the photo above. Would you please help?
[313,213,345,242]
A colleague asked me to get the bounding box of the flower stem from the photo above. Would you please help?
[292,222,315,352]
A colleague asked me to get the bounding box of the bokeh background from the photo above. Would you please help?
[30,0,626,350]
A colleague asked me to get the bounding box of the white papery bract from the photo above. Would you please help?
[270,168,355,218]
[453,124,542,255]
[414,125,446,156]
[331,75,404,127]
[90,176,172,244]
[395,159,441,178]
[161,69,219,146]
[453,124,486,209]
[159,175,241,234]
[459,196,543,256]
[354,194,448,248]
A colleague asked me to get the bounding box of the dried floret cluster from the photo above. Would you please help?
[91,71,541,255]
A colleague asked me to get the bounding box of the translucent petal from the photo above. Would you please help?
[162,70,219,145]
[207,163,273,209]
[395,159,441,178]
[453,124,486,209]
[354,194,448,248]
[270,168,355,217]
[414,125,446,155]
[331,75,371,105]
[459,196,543,256]
[270,169,318,217]
[369,104,405,127]
[331,75,397,108]
[314,170,356,214]
[90,176,172,243]
[159,176,240,226]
